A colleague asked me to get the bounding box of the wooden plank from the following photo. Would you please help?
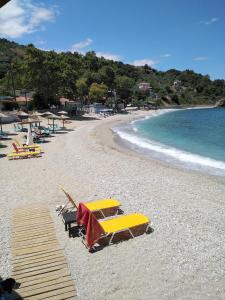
[12,244,60,256]
[13,255,66,271]
[12,229,55,239]
[24,286,76,300]
[12,227,55,236]
[11,205,77,299]
[13,260,67,276]
[12,232,55,243]
[12,239,59,248]
[16,276,72,293]
[14,280,75,298]
[13,264,68,280]
[12,221,54,231]
[11,237,58,248]
[15,269,70,287]
[13,213,51,219]
[12,248,63,261]
[12,249,64,263]
[12,251,64,266]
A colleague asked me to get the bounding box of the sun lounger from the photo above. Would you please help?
[14,139,40,149]
[12,142,43,153]
[60,188,121,236]
[7,150,41,160]
[78,206,150,250]
[14,139,43,151]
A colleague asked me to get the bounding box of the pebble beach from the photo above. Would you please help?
[0,111,225,300]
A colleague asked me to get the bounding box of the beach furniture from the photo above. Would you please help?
[77,204,150,250]
[60,188,121,236]
[13,123,26,132]
[12,142,42,153]
[7,148,42,160]
[14,139,42,150]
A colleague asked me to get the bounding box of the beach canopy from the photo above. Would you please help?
[0,112,7,133]
[42,111,53,116]
[60,114,69,127]
[30,111,44,117]
[47,113,60,119]
[58,111,68,115]
[19,118,42,129]
[17,111,29,117]
[47,114,60,132]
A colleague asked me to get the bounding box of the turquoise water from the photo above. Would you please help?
[114,108,225,176]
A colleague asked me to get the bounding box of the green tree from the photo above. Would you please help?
[98,66,115,88]
[114,76,135,101]
[89,83,108,102]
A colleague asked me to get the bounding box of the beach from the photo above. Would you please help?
[0,111,225,300]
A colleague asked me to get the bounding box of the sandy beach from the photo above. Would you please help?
[0,111,225,300]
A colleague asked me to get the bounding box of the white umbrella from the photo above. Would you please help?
[26,126,33,146]
[30,111,44,117]
[43,111,53,116]
[17,111,29,117]
[58,111,68,115]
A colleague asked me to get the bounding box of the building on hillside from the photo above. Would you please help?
[84,103,109,114]
[16,96,32,108]
[138,82,152,92]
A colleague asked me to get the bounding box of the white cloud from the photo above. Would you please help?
[200,17,219,25]
[193,56,208,61]
[96,52,121,61]
[0,0,57,38]
[160,53,171,58]
[71,38,93,52]
[132,58,158,67]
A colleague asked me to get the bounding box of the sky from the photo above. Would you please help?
[0,0,225,80]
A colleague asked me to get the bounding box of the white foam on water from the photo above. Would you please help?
[113,126,225,174]
[130,109,176,125]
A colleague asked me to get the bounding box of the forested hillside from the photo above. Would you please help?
[0,38,225,109]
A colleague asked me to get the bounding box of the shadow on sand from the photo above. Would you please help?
[68,223,154,254]
[71,116,100,121]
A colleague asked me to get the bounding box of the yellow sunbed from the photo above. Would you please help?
[100,213,149,233]
[14,139,43,151]
[60,188,121,218]
[7,151,41,160]
[83,212,150,250]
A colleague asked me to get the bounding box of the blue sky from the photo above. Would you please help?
[0,0,225,79]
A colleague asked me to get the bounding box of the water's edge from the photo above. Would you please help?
[112,109,225,178]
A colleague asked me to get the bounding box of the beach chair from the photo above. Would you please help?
[14,139,42,151]
[60,188,121,236]
[78,206,150,251]
[12,142,42,153]
[7,148,42,160]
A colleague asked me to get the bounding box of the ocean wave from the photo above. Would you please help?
[113,127,225,172]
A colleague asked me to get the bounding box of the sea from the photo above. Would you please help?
[113,108,225,177]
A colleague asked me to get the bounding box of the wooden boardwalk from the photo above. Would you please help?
[10,204,78,299]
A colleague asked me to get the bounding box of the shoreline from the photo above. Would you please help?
[93,110,225,184]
